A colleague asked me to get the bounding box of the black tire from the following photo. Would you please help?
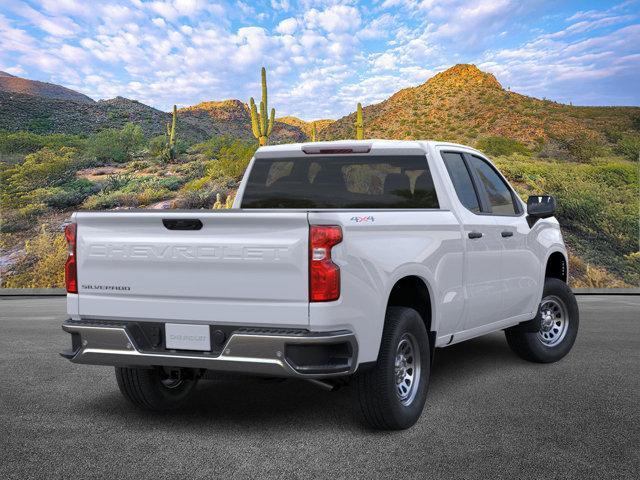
[353,307,431,430]
[115,367,198,411]
[505,278,579,363]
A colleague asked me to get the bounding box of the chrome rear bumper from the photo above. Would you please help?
[61,320,357,378]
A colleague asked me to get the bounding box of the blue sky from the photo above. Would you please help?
[0,0,638,120]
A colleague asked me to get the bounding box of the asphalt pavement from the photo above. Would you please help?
[1,295,638,479]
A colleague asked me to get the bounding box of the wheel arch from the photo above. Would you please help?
[385,275,436,353]
[545,250,568,283]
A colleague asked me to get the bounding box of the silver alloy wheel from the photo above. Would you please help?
[394,332,421,406]
[537,295,569,347]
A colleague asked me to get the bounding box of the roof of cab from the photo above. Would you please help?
[255,139,482,155]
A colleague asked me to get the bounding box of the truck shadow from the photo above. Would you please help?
[86,332,523,430]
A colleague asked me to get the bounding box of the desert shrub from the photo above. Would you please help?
[82,183,173,210]
[0,205,45,233]
[31,179,99,209]
[26,117,54,134]
[125,160,152,171]
[148,135,189,161]
[135,188,173,206]
[569,254,629,288]
[148,135,166,157]
[88,123,144,163]
[82,191,139,209]
[171,189,218,209]
[2,225,66,288]
[192,136,257,177]
[476,136,530,156]
[156,176,185,191]
[553,132,603,162]
[0,147,81,209]
[215,144,256,178]
[102,174,133,193]
[0,131,87,154]
[614,133,640,160]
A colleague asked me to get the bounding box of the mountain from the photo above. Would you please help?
[0,91,209,141]
[179,100,306,144]
[276,116,334,138]
[0,71,94,104]
[321,64,640,148]
[0,82,306,143]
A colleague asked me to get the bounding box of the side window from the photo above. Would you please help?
[442,152,480,213]
[469,156,518,215]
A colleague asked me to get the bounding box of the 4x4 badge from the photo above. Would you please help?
[350,216,375,223]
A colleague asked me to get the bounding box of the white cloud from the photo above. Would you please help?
[358,13,396,39]
[372,52,397,70]
[276,17,298,35]
[152,17,166,28]
[9,2,80,37]
[304,5,361,33]
[271,0,291,11]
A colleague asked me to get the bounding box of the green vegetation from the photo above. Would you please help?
[1,147,83,209]
[87,123,144,162]
[355,102,364,140]
[613,133,640,160]
[249,67,275,146]
[552,132,603,162]
[495,155,638,286]
[476,136,529,156]
[0,131,87,155]
[2,225,67,288]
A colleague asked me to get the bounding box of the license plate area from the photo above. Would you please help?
[165,323,211,351]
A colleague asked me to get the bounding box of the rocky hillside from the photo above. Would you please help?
[179,100,306,144]
[0,71,94,104]
[321,64,640,147]
[276,116,334,139]
[0,75,306,144]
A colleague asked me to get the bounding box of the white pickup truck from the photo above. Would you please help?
[61,140,579,430]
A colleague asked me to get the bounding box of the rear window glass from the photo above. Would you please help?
[241,155,439,209]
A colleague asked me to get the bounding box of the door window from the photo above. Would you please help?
[442,152,480,213]
[469,155,518,215]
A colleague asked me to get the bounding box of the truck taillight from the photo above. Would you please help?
[64,223,77,294]
[309,225,342,302]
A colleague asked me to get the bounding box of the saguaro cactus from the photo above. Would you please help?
[355,102,364,140]
[310,122,317,142]
[165,104,177,161]
[249,67,275,146]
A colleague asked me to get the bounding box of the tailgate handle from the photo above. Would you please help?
[162,219,203,231]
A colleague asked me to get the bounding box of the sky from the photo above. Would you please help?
[0,0,638,120]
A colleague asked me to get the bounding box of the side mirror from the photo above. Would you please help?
[527,195,556,218]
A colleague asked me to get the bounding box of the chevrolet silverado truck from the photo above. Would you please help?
[61,140,579,430]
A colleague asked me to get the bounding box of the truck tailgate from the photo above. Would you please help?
[74,211,309,326]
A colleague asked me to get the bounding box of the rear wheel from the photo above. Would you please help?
[505,278,579,363]
[115,366,199,411]
[353,307,430,430]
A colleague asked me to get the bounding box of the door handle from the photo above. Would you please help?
[501,231,514,238]
[468,231,483,239]
[162,219,203,230]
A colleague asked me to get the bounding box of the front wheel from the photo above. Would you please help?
[352,307,431,430]
[115,366,199,411]
[505,278,579,363]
